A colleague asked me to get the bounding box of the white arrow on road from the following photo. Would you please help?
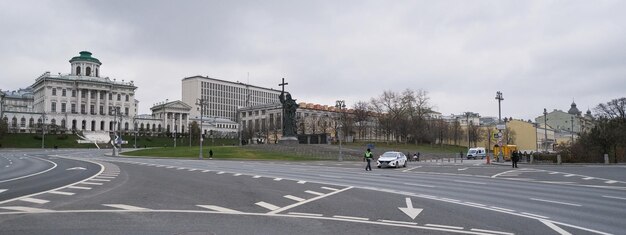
[398,197,423,220]
[66,167,86,171]
[0,189,7,194]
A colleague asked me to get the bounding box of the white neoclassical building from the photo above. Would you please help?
[1,51,137,134]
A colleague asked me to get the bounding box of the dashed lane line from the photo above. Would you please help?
[0,206,54,213]
[378,219,417,225]
[48,191,75,196]
[333,215,369,221]
[453,180,486,185]
[0,156,58,183]
[489,206,515,212]
[255,201,280,211]
[288,212,323,217]
[321,186,339,191]
[602,195,626,200]
[89,179,111,182]
[273,178,283,181]
[403,183,436,188]
[530,198,582,207]
[252,175,261,178]
[425,224,464,230]
[305,190,325,196]
[202,170,210,173]
[233,173,242,176]
[470,228,514,235]
[19,197,49,204]
[297,180,306,184]
[196,205,241,213]
[284,195,305,202]
[605,180,617,184]
[79,182,103,185]
[67,186,91,190]
[102,204,149,211]
[268,187,353,215]
[0,189,7,194]
[217,171,225,174]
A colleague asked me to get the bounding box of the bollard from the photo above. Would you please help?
[557,155,561,165]
[604,154,609,164]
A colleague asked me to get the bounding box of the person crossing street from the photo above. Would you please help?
[364,148,374,171]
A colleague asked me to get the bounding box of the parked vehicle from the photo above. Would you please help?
[377,151,407,168]
[466,147,486,159]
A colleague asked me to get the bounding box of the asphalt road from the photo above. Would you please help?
[0,149,624,235]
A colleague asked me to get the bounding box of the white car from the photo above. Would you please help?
[376,151,407,168]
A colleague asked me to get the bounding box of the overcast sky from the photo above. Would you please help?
[1,0,625,121]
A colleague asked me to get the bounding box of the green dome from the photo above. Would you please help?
[69,51,102,65]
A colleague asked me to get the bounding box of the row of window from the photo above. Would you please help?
[50,102,130,116]
[75,66,99,77]
[51,88,131,102]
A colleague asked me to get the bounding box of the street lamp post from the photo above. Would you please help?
[495,91,503,123]
[110,106,121,156]
[174,115,177,148]
[543,108,548,152]
[571,115,574,143]
[495,91,504,162]
[196,99,206,159]
[335,100,346,162]
[133,117,137,148]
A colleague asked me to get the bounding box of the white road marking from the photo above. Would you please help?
[79,182,103,185]
[67,186,91,190]
[457,168,468,171]
[582,177,594,180]
[530,198,582,207]
[321,186,339,191]
[284,195,305,202]
[19,197,49,204]
[521,212,550,219]
[425,224,463,230]
[602,195,626,200]
[491,170,519,178]
[453,180,486,185]
[89,179,111,182]
[48,191,75,196]
[268,187,352,215]
[403,166,421,172]
[0,206,54,212]
[297,181,306,184]
[403,183,436,188]
[564,174,575,177]
[255,201,280,211]
[102,204,148,211]
[540,219,572,235]
[470,228,514,235]
[96,176,115,179]
[537,181,576,184]
[233,173,242,176]
[378,219,417,225]
[333,215,369,221]
[490,206,515,212]
[252,175,261,178]
[202,170,210,173]
[166,166,174,169]
[177,167,185,170]
[549,172,559,175]
[188,169,197,171]
[288,212,323,217]
[217,171,225,174]
[0,157,58,183]
[196,205,241,213]
[0,189,7,194]
[463,202,486,207]
[605,180,617,184]
[273,178,282,181]
[305,190,325,196]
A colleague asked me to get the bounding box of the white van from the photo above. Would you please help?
[466,147,486,159]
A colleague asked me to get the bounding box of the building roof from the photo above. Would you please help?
[568,101,581,115]
[69,51,102,65]
[182,75,282,93]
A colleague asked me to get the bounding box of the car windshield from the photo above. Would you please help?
[468,150,477,154]
[381,152,398,158]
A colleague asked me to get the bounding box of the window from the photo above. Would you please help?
[61,103,66,112]
[125,107,129,116]
[51,102,56,112]
[86,67,91,76]
[90,105,95,115]
[99,106,104,115]
[81,104,86,114]
[71,90,76,97]
[95,68,99,77]
[81,90,86,98]
[20,118,26,127]
[76,66,81,75]
[109,93,112,100]
[90,91,95,99]
[125,95,129,101]
[29,118,34,127]
[71,104,76,113]
[52,88,57,96]
[117,94,121,101]
[62,89,66,97]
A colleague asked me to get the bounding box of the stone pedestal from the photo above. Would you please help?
[278,136,299,145]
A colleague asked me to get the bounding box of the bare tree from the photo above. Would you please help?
[353,101,370,140]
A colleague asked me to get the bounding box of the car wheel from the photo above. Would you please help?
[403,161,407,167]
[377,166,381,168]
[395,161,399,168]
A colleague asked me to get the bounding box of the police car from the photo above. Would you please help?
[377,151,407,168]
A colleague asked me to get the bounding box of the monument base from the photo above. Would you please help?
[278,136,299,145]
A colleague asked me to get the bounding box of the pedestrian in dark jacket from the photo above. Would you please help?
[512,151,519,168]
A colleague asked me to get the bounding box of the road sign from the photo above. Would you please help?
[496,124,506,130]
[398,198,423,220]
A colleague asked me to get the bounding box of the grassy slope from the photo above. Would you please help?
[122,146,319,161]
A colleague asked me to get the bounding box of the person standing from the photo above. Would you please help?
[209,149,213,159]
[512,150,519,168]
[364,148,373,171]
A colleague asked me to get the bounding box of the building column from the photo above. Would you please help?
[86,89,91,114]
[76,88,82,114]
[96,90,101,115]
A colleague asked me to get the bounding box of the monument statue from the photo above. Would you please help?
[279,91,299,137]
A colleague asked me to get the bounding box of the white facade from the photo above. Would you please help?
[2,51,138,133]
[182,76,282,122]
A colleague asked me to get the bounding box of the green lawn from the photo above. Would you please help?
[122,146,320,161]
